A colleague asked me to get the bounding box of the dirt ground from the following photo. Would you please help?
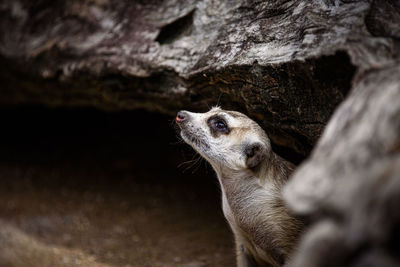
[0,107,235,267]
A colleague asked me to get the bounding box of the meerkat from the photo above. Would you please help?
[175,107,303,267]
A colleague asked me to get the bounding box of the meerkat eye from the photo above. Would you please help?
[208,116,230,135]
[214,119,227,130]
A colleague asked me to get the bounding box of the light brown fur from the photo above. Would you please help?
[176,107,303,267]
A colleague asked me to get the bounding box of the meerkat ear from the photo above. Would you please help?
[244,142,267,169]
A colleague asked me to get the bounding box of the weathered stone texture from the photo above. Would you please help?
[285,65,400,266]
[2,0,389,156]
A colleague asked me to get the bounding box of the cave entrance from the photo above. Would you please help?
[0,107,234,266]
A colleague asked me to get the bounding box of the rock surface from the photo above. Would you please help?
[0,0,400,266]
[285,65,400,267]
[2,0,385,156]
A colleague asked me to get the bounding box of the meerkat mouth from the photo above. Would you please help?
[180,129,210,151]
[175,110,210,155]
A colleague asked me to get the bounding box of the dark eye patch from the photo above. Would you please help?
[207,115,230,136]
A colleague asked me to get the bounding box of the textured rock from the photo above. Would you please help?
[284,53,400,266]
[3,0,392,156]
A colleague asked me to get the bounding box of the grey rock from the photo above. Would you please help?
[285,59,400,266]
[3,0,391,156]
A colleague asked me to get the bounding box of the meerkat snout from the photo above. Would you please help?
[176,107,303,267]
[175,110,188,124]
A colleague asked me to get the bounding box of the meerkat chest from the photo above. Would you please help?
[221,185,282,263]
[221,193,235,224]
[227,188,277,234]
[220,178,284,246]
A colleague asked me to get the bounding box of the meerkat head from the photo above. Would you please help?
[176,107,271,171]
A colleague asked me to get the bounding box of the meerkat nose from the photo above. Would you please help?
[176,111,188,123]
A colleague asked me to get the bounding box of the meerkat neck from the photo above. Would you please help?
[215,153,290,183]
[213,153,293,206]
[258,153,293,187]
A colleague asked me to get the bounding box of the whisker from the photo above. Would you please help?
[216,92,223,107]
[191,156,205,174]
[177,157,198,168]
[205,101,211,109]
[177,152,204,173]
[177,151,199,168]
[169,117,177,127]
[183,154,202,173]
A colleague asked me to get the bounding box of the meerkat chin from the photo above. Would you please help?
[176,107,303,267]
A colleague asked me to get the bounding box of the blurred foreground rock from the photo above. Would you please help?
[285,65,400,267]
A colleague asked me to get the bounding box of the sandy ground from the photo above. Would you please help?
[0,108,235,267]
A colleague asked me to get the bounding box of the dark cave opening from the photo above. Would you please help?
[0,106,235,266]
